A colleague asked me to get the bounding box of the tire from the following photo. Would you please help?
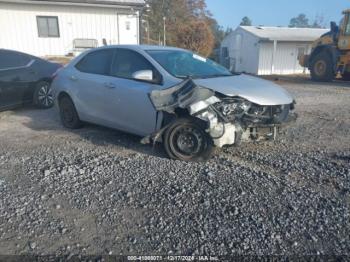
[310,52,334,82]
[33,81,54,109]
[163,118,214,162]
[58,96,83,129]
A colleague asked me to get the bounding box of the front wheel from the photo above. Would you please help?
[163,118,214,162]
[310,52,334,82]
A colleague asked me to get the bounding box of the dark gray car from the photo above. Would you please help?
[52,45,296,161]
[0,49,62,111]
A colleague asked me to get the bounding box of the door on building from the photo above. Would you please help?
[118,14,138,44]
[232,34,243,72]
[295,44,309,73]
[273,43,308,74]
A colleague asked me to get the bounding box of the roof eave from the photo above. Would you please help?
[0,0,145,9]
[259,38,319,42]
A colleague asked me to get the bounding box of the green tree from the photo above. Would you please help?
[240,16,252,26]
[289,13,310,28]
[311,14,326,28]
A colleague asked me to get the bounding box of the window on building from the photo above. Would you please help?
[37,16,60,37]
[75,49,114,75]
[221,47,228,58]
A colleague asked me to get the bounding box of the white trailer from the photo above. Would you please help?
[0,0,145,57]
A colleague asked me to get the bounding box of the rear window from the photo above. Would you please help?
[75,49,114,75]
[0,50,31,70]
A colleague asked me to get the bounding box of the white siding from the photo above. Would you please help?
[221,26,318,76]
[258,41,311,75]
[0,2,140,56]
[258,42,273,75]
[221,28,259,74]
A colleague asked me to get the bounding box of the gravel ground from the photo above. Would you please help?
[0,80,349,257]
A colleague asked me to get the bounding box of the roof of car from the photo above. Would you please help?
[95,45,188,52]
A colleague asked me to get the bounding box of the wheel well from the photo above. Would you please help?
[160,108,209,130]
[38,77,52,84]
[310,46,331,61]
[58,92,71,102]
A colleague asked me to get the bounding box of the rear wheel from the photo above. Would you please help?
[33,81,54,109]
[58,96,83,129]
[310,52,334,82]
[163,118,214,162]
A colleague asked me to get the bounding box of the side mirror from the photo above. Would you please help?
[132,70,153,81]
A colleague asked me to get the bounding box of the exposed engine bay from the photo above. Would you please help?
[147,79,296,148]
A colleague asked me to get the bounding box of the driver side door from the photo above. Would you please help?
[103,48,163,136]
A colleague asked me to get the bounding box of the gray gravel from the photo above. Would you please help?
[0,80,349,256]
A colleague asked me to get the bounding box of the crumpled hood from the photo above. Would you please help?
[194,74,294,106]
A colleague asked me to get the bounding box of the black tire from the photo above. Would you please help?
[310,52,334,82]
[58,96,83,129]
[33,81,54,109]
[163,118,214,162]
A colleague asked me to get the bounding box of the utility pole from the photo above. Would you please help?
[163,16,166,46]
[142,4,151,44]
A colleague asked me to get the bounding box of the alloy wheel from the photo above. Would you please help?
[37,83,53,108]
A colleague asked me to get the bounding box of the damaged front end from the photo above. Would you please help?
[145,79,296,148]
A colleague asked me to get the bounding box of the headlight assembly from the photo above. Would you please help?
[214,97,252,121]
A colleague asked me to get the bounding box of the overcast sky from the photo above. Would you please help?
[206,0,349,29]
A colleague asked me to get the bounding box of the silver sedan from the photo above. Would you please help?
[51,45,296,161]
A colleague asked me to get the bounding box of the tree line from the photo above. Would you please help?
[142,0,327,58]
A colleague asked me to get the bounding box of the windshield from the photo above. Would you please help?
[147,50,232,79]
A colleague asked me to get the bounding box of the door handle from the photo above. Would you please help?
[104,82,116,88]
[70,75,78,81]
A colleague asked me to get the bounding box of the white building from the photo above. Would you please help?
[220,26,329,75]
[0,0,145,57]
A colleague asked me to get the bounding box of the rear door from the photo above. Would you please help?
[69,48,116,126]
[0,50,33,109]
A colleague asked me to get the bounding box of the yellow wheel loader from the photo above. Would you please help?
[299,9,350,81]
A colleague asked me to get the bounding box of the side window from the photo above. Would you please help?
[75,49,114,75]
[111,49,156,79]
[345,17,350,36]
[0,51,31,70]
